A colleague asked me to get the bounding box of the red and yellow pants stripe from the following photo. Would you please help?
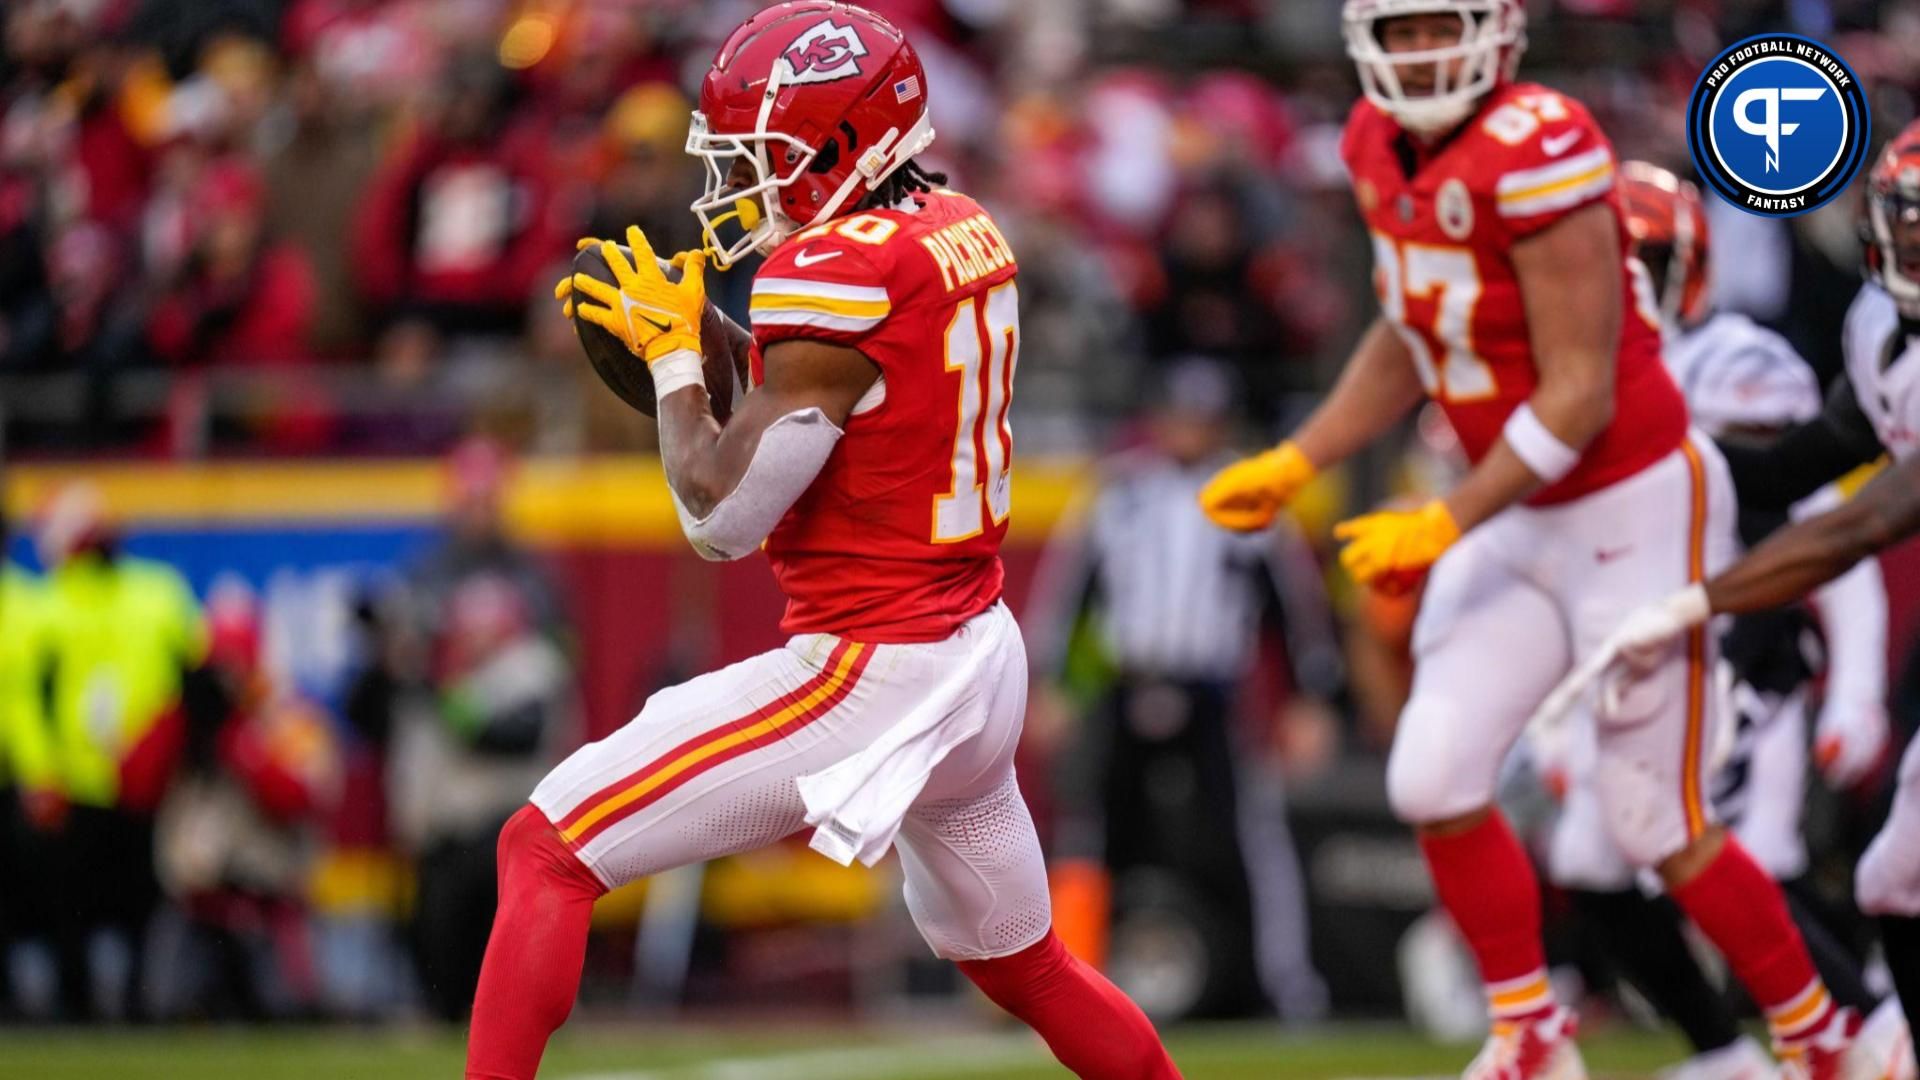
[554,639,873,849]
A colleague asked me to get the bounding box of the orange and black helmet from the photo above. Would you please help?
[1619,161,1710,329]
[1865,120,1920,315]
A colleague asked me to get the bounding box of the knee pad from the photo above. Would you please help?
[1386,700,1498,825]
[897,776,1052,961]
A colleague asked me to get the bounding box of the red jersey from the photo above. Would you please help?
[1340,82,1687,504]
[747,189,1016,642]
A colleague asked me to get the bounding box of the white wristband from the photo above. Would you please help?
[1665,582,1712,627]
[649,348,706,402]
[1502,403,1581,483]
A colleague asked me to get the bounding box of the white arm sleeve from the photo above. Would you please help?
[1808,554,1889,714]
[1796,485,1889,714]
[664,407,844,562]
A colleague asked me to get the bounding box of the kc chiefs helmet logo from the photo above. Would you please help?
[780,19,868,85]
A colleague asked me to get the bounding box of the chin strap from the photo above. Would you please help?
[699,197,763,267]
[696,59,797,268]
[812,111,937,229]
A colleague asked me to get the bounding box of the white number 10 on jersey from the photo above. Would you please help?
[933,282,1018,542]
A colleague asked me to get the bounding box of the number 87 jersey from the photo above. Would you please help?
[746,188,1018,643]
[1341,81,1688,504]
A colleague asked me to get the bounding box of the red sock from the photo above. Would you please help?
[1670,838,1835,1043]
[465,805,607,1080]
[957,931,1181,1080]
[1419,811,1554,1021]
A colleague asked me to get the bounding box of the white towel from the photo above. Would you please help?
[797,605,1012,867]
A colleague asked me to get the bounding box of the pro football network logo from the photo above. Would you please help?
[1687,33,1868,217]
[781,19,868,85]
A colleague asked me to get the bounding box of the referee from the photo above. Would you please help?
[1030,358,1343,1021]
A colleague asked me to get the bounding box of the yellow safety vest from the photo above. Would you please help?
[0,564,54,791]
[41,555,206,807]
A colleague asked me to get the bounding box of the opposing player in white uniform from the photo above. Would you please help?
[1634,163,1889,882]
[1544,125,1920,1080]
[1542,164,1899,1080]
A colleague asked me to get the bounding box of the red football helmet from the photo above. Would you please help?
[687,2,934,267]
[1619,161,1711,329]
[1866,119,1920,316]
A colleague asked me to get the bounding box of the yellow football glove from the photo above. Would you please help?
[1334,500,1461,593]
[1199,442,1317,532]
[557,225,706,362]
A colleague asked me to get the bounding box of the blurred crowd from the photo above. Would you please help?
[2,0,1912,507]
[0,0,1416,460]
[7,0,1908,460]
[5,0,1920,1035]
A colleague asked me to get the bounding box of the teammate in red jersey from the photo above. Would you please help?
[464,5,1178,1078]
[1201,3,1858,1079]
[743,187,1018,640]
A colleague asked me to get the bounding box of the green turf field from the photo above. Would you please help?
[0,1022,1693,1079]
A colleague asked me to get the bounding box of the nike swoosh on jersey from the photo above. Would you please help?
[1542,129,1584,157]
[793,248,843,268]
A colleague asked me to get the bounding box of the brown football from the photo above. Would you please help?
[571,243,744,423]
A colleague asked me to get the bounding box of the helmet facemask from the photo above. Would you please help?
[686,58,936,270]
[685,110,936,269]
[1640,218,1703,332]
[1870,186,1920,318]
[1664,194,1709,330]
[686,112,810,269]
[1343,0,1524,137]
[1634,243,1680,329]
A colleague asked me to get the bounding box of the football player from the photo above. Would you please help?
[1544,122,1920,1080]
[1201,4,1861,1078]
[1545,163,1899,1080]
[464,5,1179,1079]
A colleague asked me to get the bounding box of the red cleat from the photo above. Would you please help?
[1463,1006,1586,1080]
[1777,1008,1882,1080]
